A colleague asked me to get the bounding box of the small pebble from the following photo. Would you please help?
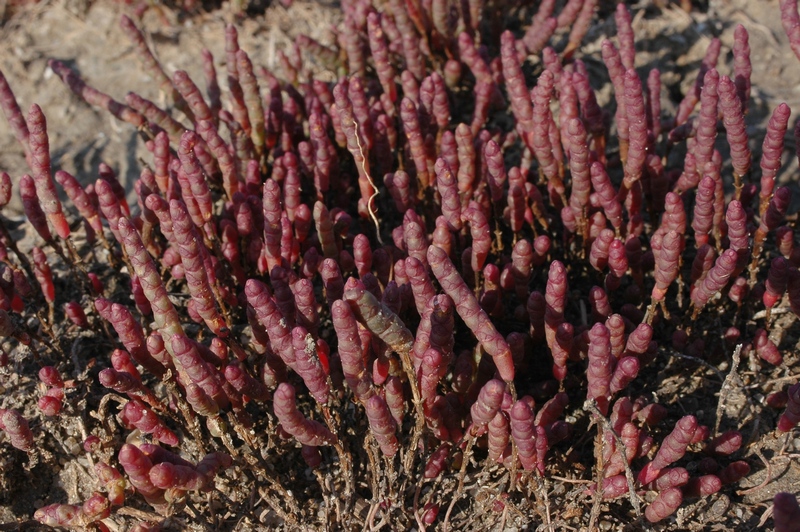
[599,519,612,531]
[206,417,223,437]
[65,436,80,455]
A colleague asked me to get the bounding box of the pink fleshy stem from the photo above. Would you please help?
[620,70,647,198]
[334,81,381,239]
[199,118,240,201]
[236,49,266,163]
[118,217,187,382]
[201,48,221,125]
[49,60,146,130]
[170,199,228,337]
[646,230,681,324]
[0,68,30,156]
[733,25,751,114]
[177,131,214,226]
[690,249,737,318]
[125,91,185,144]
[445,379,509,529]
[343,277,424,472]
[758,103,791,217]
[0,408,34,453]
[96,298,166,377]
[55,170,104,239]
[781,0,800,63]
[718,75,750,198]
[751,187,792,284]
[20,174,53,244]
[602,41,628,165]
[27,105,70,241]
[564,0,597,60]
[120,15,190,120]
[428,245,515,385]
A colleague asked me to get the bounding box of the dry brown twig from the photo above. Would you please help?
[737,445,772,497]
[585,399,642,520]
[714,344,743,436]
[352,118,382,244]
[662,346,725,382]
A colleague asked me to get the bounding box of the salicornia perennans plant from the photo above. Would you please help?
[1,0,800,530]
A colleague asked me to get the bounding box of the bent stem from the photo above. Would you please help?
[443,433,475,531]
[322,405,354,516]
[585,399,642,518]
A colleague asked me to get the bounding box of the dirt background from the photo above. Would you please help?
[2,0,800,529]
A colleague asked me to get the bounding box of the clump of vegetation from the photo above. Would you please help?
[1,0,800,529]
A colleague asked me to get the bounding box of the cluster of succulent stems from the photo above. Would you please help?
[1,0,800,529]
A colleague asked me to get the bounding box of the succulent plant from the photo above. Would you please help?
[0,1,798,529]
